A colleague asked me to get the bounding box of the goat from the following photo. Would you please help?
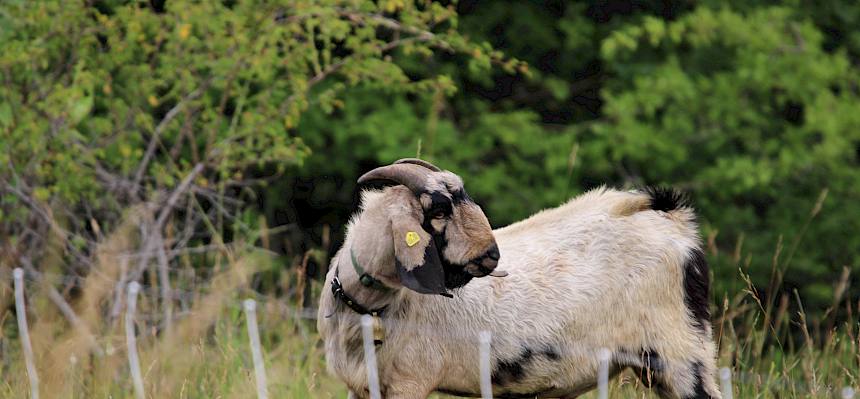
[317,159,720,399]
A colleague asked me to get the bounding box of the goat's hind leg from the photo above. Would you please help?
[620,348,719,399]
[646,358,720,399]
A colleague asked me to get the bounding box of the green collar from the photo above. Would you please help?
[350,248,391,292]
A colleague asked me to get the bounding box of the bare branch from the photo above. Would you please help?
[130,163,205,282]
[132,82,211,192]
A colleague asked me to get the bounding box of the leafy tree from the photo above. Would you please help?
[292,1,860,314]
[0,0,513,285]
[2,0,857,317]
[593,5,860,304]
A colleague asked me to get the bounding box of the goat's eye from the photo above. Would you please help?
[432,210,447,220]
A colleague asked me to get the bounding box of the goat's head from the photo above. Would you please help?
[358,158,504,295]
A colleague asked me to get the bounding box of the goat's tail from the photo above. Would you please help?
[642,186,693,214]
[609,186,697,223]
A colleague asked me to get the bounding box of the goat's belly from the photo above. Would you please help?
[436,367,596,399]
[436,384,592,399]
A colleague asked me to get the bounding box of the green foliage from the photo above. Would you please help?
[593,5,860,304]
[2,0,858,329]
[0,0,515,269]
[291,1,860,315]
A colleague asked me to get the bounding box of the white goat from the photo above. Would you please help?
[318,159,719,398]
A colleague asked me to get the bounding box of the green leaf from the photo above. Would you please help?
[69,95,93,125]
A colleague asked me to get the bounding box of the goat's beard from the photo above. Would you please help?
[442,261,474,290]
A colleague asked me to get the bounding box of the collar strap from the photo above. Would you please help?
[350,248,391,292]
[331,276,388,318]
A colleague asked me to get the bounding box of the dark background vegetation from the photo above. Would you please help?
[2,0,859,332]
[284,0,860,313]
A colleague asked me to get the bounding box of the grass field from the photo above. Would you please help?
[1,235,858,398]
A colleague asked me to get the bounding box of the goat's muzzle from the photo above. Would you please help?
[464,243,508,277]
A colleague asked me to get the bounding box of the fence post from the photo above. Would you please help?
[478,331,493,399]
[360,315,382,399]
[126,282,145,399]
[13,268,39,399]
[719,367,733,399]
[243,299,268,399]
[597,347,611,399]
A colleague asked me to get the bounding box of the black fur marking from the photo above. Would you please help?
[541,346,561,361]
[423,227,473,290]
[415,189,483,291]
[643,186,691,213]
[451,189,473,205]
[435,388,477,397]
[436,388,557,399]
[620,349,667,390]
[414,225,474,291]
[685,362,713,399]
[639,349,664,372]
[442,260,474,289]
[616,348,664,370]
[491,345,566,386]
[492,348,534,385]
[427,190,453,216]
[683,248,711,333]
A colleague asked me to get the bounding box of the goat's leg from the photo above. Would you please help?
[620,339,719,398]
[646,357,719,399]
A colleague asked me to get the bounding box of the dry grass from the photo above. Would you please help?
[0,209,858,398]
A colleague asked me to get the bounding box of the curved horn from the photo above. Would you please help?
[394,158,442,172]
[357,163,432,194]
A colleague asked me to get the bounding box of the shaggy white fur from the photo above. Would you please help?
[318,185,719,399]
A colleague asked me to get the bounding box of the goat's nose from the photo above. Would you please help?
[481,244,500,270]
[487,244,500,261]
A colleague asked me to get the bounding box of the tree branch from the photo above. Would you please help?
[132,82,211,192]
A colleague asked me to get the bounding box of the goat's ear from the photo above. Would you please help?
[391,218,448,295]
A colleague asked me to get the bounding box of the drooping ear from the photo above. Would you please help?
[391,217,448,295]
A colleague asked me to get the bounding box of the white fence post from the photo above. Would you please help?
[478,331,493,399]
[360,315,382,399]
[13,268,39,399]
[842,387,855,399]
[243,299,268,399]
[597,347,611,399]
[126,282,145,399]
[719,367,733,399]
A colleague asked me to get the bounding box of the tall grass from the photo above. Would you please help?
[1,212,857,398]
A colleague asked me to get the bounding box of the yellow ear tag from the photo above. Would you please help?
[405,231,421,247]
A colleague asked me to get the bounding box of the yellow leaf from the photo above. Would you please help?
[33,187,51,202]
[148,95,158,107]
[178,24,191,40]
